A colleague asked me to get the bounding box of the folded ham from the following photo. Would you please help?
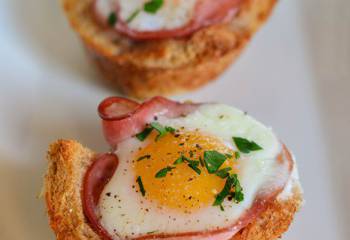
[94,0,242,40]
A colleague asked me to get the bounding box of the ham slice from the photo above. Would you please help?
[83,143,293,240]
[98,96,199,149]
[94,0,242,40]
[82,153,119,240]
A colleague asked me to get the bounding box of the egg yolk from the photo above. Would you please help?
[133,130,237,213]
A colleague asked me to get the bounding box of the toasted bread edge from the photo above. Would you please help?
[44,139,302,240]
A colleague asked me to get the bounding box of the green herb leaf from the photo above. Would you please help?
[150,122,167,141]
[231,174,244,203]
[137,154,151,161]
[220,204,225,211]
[155,166,175,178]
[136,123,176,141]
[215,167,232,179]
[136,127,153,141]
[225,153,233,159]
[203,151,227,174]
[233,137,263,154]
[165,126,176,133]
[150,122,176,141]
[173,156,184,165]
[144,0,164,14]
[233,191,244,202]
[127,9,141,23]
[136,176,146,196]
[107,12,117,26]
[187,160,201,175]
[235,151,240,159]
[213,175,234,206]
[213,174,244,207]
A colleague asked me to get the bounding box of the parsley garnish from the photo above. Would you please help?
[173,156,184,165]
[213,174,234,206]
[203,151,227,174]
[233,137,263,154]
[137,154,151,161]
[235,151,240,159]
[155,166,175,178]
[213,174,244,207]
[165,126,176,133]
[127,9,141,23]
[144,0,164,14]
[187,160,201,175]
[173,155,201,175]
[136,176,146,196]
[135,122,175,141]
[150,122,175,141]
[230,174,244,202]
[107,12,117,26]
[136,127,153,141]
[215,167,232,179]
[126,0,163,24]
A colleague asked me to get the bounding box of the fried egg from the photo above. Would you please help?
[98,103,289,239]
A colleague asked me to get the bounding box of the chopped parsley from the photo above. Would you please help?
[155,166,175,178]
[107,12,117,26]
[144,0,164,14]
[203,151,227,174]
[136,127,153,141]
[233,137,263,154]
[136,176,146,196]
[126,9,141,23]
[230,174,244,202]
[213,174,234,206]
[235,151,241,159]
[124,0,164,25]
[213,174,244,207]
[135,122,175,141]
[173,155,184,165]
[165,126,176,133]
[215,167,232,179]
[137,154,151,161]
[187,160,201,175]
[150,122,174,141]
[173,155,201,175]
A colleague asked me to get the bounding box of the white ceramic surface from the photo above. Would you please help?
[0,0,349,239]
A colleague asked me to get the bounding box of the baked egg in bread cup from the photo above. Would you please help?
[44,96,303,240]
[60,0,278,98]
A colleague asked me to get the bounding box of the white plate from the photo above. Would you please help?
[0,0,349,239]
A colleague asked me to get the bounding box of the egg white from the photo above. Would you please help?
[99,104,289,239]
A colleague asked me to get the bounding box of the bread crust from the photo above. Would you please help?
[45,140,302,240]
[60,0,277,98]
